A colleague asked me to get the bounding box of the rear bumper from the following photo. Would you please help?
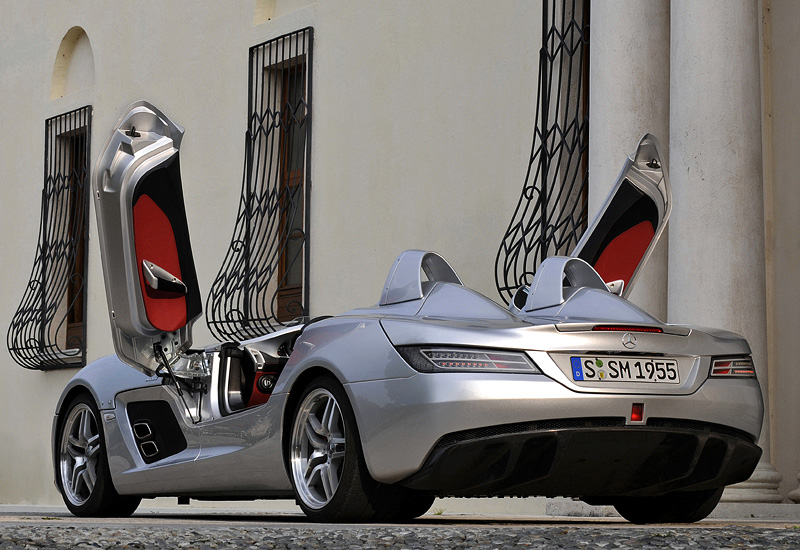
[399,419,761,498]
[346,373,763,485]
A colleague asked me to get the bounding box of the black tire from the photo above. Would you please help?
[56,394,141,517]
[380,490,436,522]
[287,376,396,522]
[613,487,724,524]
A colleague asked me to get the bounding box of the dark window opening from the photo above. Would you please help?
[66,131,88,345]
[277,64,307,323]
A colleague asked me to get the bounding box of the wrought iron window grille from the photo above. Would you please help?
[206,28,313,342]
[495,0,590,304]
[7,106,92,370]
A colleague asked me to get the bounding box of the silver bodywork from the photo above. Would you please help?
[53,104,763,511]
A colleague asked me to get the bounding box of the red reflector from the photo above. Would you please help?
[592,325,663,333]
[712,360,732,375]
[631,403,644,422]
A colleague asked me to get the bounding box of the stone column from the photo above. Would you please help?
[588,0,670,320]
[761,0,800,504]
[669,0,781,502]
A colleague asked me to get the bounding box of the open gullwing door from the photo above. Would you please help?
[93,101,201,375]
[571,134,671,297]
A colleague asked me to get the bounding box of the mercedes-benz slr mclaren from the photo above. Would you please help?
[52,102,763,523]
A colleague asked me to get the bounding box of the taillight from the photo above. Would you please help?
[710,357,756,378]
[397,346,541,374]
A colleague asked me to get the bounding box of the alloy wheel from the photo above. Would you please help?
[290,388,346,509]
[59,402,101,507]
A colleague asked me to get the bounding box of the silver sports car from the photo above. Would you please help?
[53,102,763,524]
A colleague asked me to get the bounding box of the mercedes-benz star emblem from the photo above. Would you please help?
[622,332,637,349]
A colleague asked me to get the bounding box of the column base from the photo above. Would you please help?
[722,461,784,503]
[787,472,800,503]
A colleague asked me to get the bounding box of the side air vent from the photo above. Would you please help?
[127,400,187,464]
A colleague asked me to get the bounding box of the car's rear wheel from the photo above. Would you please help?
[381,490,436,521]
[57,394,141,517]
[289,376,398,522]
[613,487,724,524]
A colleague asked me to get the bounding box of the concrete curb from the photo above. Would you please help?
[545,500,800,521]
[4,498,799,522]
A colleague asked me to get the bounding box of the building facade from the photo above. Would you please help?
[0,0,798,507]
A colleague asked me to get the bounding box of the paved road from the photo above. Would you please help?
[2,510,800,549]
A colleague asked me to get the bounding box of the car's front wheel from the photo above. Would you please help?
[56,394,141,517]
[289,376,399,522]
[613,487,724,524]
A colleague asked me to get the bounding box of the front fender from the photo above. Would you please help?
[51,355,159,491]
[54,355,159,415]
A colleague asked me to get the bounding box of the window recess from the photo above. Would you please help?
[207,28,313,341]
[495,0,590,304]
[7,105,92,369]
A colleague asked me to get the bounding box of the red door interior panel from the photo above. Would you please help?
[132,194,187,332]
[593,221,654,287]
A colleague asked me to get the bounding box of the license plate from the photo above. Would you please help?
[571,356,680,384]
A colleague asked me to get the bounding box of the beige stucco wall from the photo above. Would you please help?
[0,0,539,504]
[3,0,798,509]
[310,1,538,313]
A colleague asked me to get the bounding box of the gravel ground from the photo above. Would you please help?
[2,523,800,549]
